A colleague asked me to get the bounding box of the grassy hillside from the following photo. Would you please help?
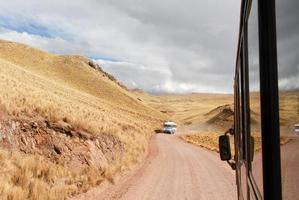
[135,90,298,130]
[249,91,299,129]
[134,90,298,153]
[0,39,297,199]
[132,92,234,127]
[0,40,165,200]
[144,91,298,154]
[0,40,161,117]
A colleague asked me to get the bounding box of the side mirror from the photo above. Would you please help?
[219,135,231,161]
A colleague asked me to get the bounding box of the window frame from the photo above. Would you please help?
[234,0,282,199]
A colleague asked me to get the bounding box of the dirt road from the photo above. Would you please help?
[251,134,299,200]
[74,133,237,200]
[281,137,299,199]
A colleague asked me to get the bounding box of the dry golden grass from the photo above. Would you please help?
[181,132,221,152]
[133,92,234,126]
[136,91,298,128]
[0,40,162,118]
[0,39,297,199]
[182,132,291,155]
[0,56,162,136]
[0,148,110,200]
[278,91,299,127]
[136,85,297,157]
[0,40,166,199]
[249,91,299,128]
[176,92,296,154]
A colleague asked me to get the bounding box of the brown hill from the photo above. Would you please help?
[0,39,297,199]
[0,40,165,199]
[0,40,160,116]
[135,93,234,126]
[204,104,258,129]
[205,104,234,126]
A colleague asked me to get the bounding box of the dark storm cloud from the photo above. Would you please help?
[0,0,241,93]
[105,0,240,91]
[276,0,299,90]
[108,0,233,50]
[248,0,299,91]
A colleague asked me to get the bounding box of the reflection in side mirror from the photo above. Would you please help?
[219,135,231,161]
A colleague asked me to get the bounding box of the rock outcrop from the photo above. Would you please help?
[0,113,124,172]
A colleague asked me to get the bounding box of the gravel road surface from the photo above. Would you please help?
[73,133,237,200]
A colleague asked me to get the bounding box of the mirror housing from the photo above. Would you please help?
[219,135,231,161]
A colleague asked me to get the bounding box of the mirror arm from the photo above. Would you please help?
[226,160,236,170]
[225,128,234,136]
[225,128,235,170]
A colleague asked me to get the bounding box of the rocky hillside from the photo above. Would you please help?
[0,40,165,200]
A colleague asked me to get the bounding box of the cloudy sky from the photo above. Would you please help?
[0,0,297,93]
[248,0,299,91]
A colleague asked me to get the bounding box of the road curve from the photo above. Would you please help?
[74,133,237,200]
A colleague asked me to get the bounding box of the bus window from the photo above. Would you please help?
[276,0,299,199]
[248,0,263,195]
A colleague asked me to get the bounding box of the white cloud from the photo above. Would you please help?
[95,58,233,93]
[0,28,84,54]
[0,0,242,93]
[153,81,211,94]
[279,72,299,90]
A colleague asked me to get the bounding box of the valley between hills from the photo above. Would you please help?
[0,40,298,200]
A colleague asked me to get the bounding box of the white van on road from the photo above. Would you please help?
[163,121,177,134]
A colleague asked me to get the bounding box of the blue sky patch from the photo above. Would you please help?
[0,16,53,38]
[0,16,75,42]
